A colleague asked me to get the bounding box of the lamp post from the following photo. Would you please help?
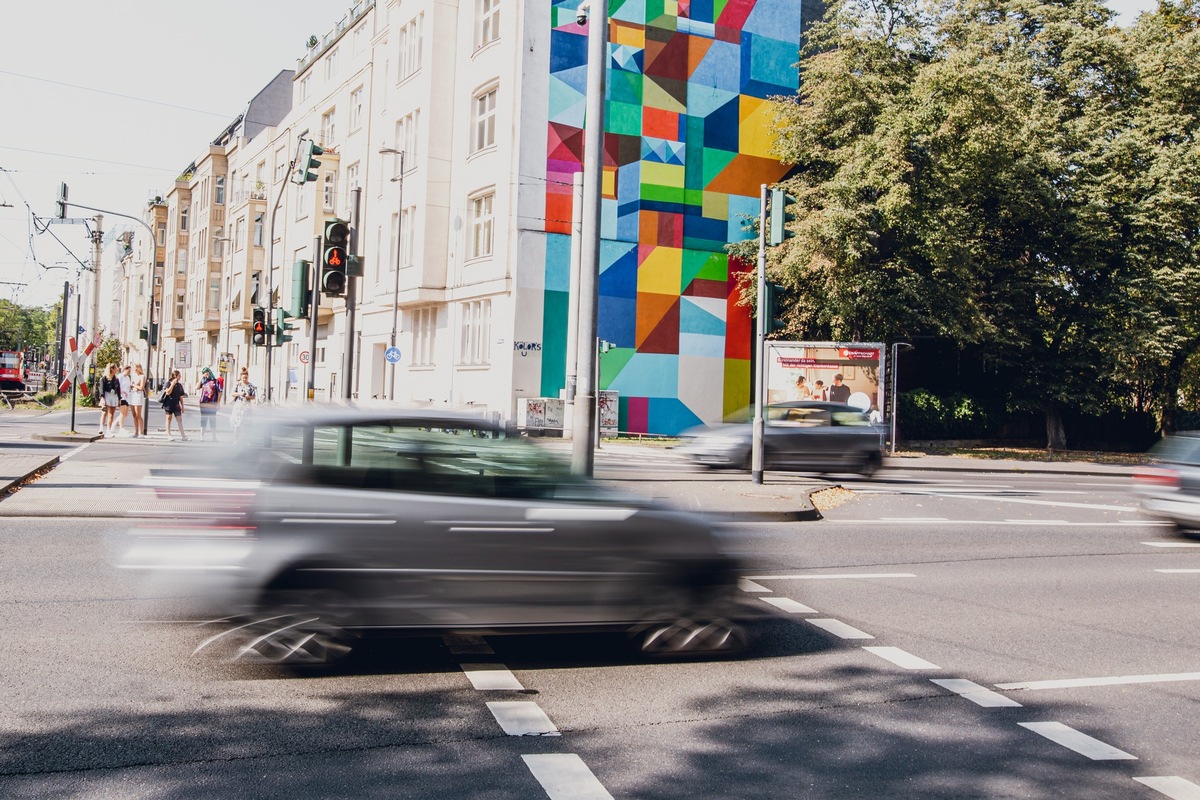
[889,341,914,455]
[571,0,608,477]
[379,147,405,402]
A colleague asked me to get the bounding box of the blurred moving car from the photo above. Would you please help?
[122,408,744,665]
[677,401,885,476]
[1133,431,1200,535]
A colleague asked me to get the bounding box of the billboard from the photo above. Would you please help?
[766,342,886,420]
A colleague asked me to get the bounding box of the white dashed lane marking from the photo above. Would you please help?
[931,678,1022,707]
[746,573,916,581]
[1156,569,1200,574]
[461,663,525,690]
[522,754,615,800]
[997,672,1200,691]
[760,597,817,614]
[487,701,561,736]
[1142,541,1200,548]
[738,578,771,593]
[1018,722,1137,760]
[863,646,940,670]
[1133,776,1200,799]
[807,619,875,639]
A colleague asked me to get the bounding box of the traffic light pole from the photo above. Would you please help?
[307,234,322,401]
[751,184,768,485]
[342,188,361,401]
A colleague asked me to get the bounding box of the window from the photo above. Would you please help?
[180,205,189,232]
[323,171,337,211]
[347,162,360,191]
[156,222,166,247]
[299,73,311,101]
[398,14,423,81]
[175,292,185,322]
[215,176,225,205]
[275,147,288,182]
[460,299,491,365]
[469,192,494,259]
[354,24,368,55]
[350,86,364,131]
[234,217,246,252]
[472,88,497,153]
[320,108,337,146]
[477,0,500,49]
[412,307,437,366]
[253,213,264,247]
[325,48,339,80]
[212,227,223,259]
[207,277,220,312]
[401,205,416,268]
[389,212,399,271]
[251,271,261,305]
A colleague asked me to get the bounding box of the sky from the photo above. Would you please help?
[0,0,1160,309]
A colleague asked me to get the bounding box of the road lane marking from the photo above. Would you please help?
[760,597,817,614]
[443,635,494,655]
[461,663,524,690]
[807,619,874,639]
[879,517,949,522]
[997,672,1200,691]
[747,573,916,580]
[487,701,560,736]
[1005,519,1069,524]
[1143,541,1200,548]
[827,519,1170,527]
[522,754,614,800]
[931,678,1022,707]
[738,578,771,593]
[1156,569,1200,574]
[863,647,940,670]
[859,489,1135,512]
[1133,777,1200,799]
[1018,722,1136,760]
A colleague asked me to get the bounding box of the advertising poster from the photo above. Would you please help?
[766,342,885,419]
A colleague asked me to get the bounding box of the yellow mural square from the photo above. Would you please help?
[641,161,685,190]
[702,191,728,220]
[637,246,683,295]
[739,96,780,159]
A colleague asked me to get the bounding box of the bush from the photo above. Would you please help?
[898,389,996,439]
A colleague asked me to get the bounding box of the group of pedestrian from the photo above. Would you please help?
[98,363,147,438]
[98,364,257,443]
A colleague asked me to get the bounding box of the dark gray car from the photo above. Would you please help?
[677,401,885,476]
[122,408,744,664]
[1133,431,1200,535]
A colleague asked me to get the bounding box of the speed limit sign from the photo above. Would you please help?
[299,350,311,364]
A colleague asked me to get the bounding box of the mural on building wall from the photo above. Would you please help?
[539,0,801,435]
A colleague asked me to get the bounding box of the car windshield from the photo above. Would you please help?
[1149,433,1200,466]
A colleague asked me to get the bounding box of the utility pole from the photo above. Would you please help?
[751,185,768,485]
[307,234,322,401]
[90,215,103,340]
[379,147,405,401]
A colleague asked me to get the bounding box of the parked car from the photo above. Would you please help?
[1133,431,1200,535]
[677,401,885,476]
[122,408,745,665]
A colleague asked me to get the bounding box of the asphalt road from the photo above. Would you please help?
[0,424,1196,798]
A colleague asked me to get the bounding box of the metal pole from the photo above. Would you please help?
[564,171,584,438]
[307,235,322,401]
[889,342,912,455]
[90,215,103,338]
[389,151,404,402]
[266,144,301,402]
[343,188,361,401]
[70,287,80,434]
[751,184,768,484]
[571,0,608,477]
[142,259,158,434]
[57,281,69,389]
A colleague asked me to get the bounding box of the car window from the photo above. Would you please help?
[769,407,830,427]
[831,410,871,427]
[1150,434,1200,465]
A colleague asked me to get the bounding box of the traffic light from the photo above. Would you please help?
[321,218,350,296]
[762,282,787,334]
[275,308,295,346]
[291,259,311,318]
[252,307,268,346]
[291,140,324,185]
[138,323,158,347]
[769,188,797,246]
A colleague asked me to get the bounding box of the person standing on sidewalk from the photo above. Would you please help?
[115,365,133,437]
[128,364,147,438]
[162,370,189,442]
[229,367,255,442]
[197,367,222,441]
[99,364,121,437]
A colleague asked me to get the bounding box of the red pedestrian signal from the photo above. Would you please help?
[252,307,268,346]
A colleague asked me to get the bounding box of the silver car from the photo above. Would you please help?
[1133,432,1200,535]
[123,408,744,664]
[678,401,885,476]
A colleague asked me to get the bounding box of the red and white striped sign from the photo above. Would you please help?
[58,336,96,395]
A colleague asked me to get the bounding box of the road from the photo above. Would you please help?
[0,417,1196,798]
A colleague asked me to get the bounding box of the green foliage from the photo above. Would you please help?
[0,299,57,352]
[898,389,997,439]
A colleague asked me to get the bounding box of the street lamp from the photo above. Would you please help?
[890,342,914,455]
[379,147,405,402]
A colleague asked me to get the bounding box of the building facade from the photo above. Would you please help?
[143,0,803,433]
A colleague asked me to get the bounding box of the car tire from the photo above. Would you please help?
[236,586,359,666]
[858,452,882,477]
[630,562,746,656]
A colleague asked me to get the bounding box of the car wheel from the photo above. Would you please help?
[633,617,748,655]
[631,564,746,656]
[858,452,882,477]
[194,587,359,666]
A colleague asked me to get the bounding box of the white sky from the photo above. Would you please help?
[0,0,1160,309]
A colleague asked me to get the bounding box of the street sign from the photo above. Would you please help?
[384,346,402,364]
[299,350,311,364]
[77,325,84,334]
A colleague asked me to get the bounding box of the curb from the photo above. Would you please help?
[0,455,60,495]
[32,432,103,444]
[884,460,1136,478]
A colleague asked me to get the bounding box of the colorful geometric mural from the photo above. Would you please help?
[541,0,801,434]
